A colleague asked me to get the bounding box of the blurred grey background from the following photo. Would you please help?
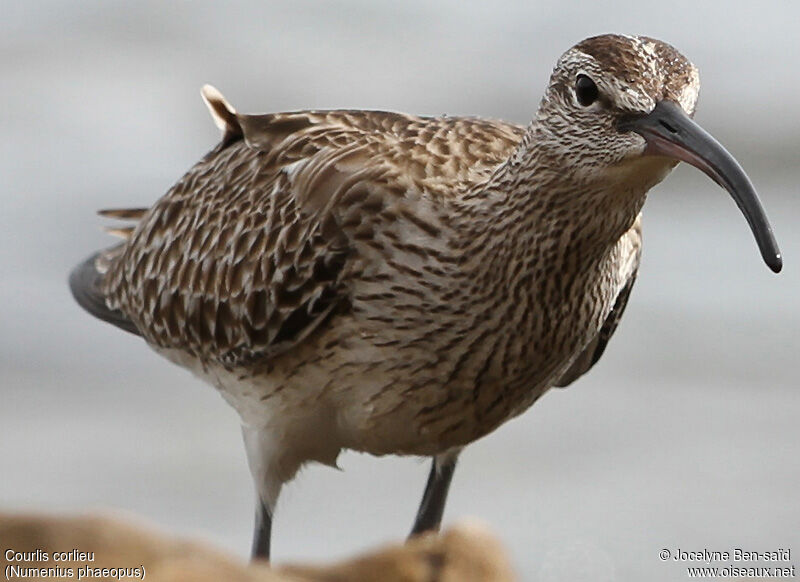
[1,1,798,580]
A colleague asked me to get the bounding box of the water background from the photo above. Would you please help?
[2,2,798,580]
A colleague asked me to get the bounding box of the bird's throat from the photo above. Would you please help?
[464,158,649,282]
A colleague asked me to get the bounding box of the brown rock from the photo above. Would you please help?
[0,512,514,581]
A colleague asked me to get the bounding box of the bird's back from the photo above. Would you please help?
[76,101,526,369]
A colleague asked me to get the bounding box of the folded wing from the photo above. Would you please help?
[70,87,525,368]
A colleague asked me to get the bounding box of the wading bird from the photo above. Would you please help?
[70,34,781,560]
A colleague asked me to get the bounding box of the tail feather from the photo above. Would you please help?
[102,226,136,240]
[69,251,141,337]
[97,208,149,221]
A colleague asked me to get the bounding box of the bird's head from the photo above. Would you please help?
[534,34,781,273]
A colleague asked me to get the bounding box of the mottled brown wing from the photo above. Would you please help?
[86,101,524,367]
[98,139,352,366]
[553,270,638,387]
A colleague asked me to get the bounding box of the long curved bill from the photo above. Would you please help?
[618,100,782,273]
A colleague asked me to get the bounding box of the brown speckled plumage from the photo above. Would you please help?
[72,34,738,558]
[102,111,525,367]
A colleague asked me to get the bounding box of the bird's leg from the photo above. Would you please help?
[409,449,461,538]
[242,425,284,562]
[251,497,272,560]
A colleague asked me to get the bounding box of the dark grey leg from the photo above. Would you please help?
[409,452,459,537]
[251,498,272,561]
[242,425,281,562]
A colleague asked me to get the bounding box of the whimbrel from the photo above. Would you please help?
[70,34,782,560]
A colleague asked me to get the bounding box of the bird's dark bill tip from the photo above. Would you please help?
[768,253,783,274]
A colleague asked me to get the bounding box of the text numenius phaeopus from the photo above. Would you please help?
[70,34,782,561]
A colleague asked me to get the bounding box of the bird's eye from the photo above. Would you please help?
[575,74,599,107]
